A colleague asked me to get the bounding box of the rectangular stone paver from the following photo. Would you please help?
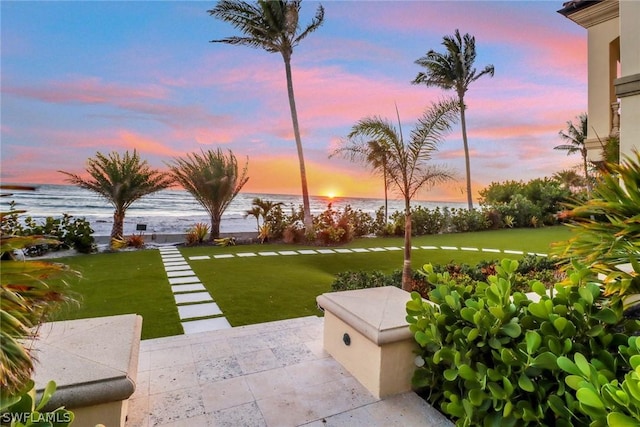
[189,256,211,260]
[440,246,458,250]
[482,248,501,253]
[214,254,235,259]
[172,284,206,293]
[166,270,195,278]
[175,292,213,304]
[161,256,184,262]
[461,247,479,251]
[165,265,193,272]
[181,317,232,334]
[298,250,317,255]
[421,246,438,250]
[258,252,279,256]
[237,252,257,257]
[504,250,524,254]
[169,276,202,285]
[163,261,188,267]
[278,251,299,256]
[334,249,352,253]
[317,249,335,254]
[368,247,386,252]
[178,302,223,320]
[351,248,369,253]
[383,247,402,251]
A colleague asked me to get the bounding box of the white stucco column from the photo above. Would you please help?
[615,0,640,159]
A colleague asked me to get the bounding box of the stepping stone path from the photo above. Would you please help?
[186,246,548,261]
[158,246,231,335]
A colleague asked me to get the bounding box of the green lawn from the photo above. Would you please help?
[54,226,572,339]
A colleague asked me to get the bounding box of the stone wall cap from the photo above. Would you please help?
[32,314,142,410]
[317,286,412,345]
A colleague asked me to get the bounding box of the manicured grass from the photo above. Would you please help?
[52,250,182,339]
[54,226,572,339]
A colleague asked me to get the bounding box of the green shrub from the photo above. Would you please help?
[331,269,431,295]
[558,337,640,424]
[1,207,95,254]
[406,259,638,427]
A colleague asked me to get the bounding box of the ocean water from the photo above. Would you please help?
[1,184,466,236]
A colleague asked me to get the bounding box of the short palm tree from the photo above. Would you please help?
[553,169,586,193]
[555,113,590,192]
[59,150,173,243]
[168,149,249,239]
[331,139,391,221]
[412,29,494,210]
[208,0,324,230]
[343,99,458,290]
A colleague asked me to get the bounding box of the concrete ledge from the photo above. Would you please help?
[32,314,142,427]
[615,73,640,98]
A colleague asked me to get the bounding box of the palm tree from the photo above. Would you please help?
[343,99,458,290]
[59,150,173,243]
[331,139,391,221]
[553,169,585,192]
[555,113,590,192]
[245,206,262,230]
[168,149,249,239]
[412,29,494,210]
[208,0,324,230]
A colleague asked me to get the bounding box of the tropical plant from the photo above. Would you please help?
[1,192,77,397]
[332,139,391,221]
[342,99,458,289]
[168,149,248,239]
[245,198,284,240]
[59,150,172,245]
[553,169,586,193]
[407,259,637,427]
[126,233,145,249]
[208,0,324,230]
[558,337,640,425]
[185,222,210,246]
[1,380,74,426]
[554,113,590,192]
[553,150,640,300]
[412,29,495,210]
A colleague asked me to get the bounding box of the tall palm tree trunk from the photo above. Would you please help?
[402,200,412,291]
[112,209,125,240]
[383,161,388,220]
[459,96,474,210]
[283,53,312,230]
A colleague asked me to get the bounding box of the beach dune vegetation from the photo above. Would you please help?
[340,99,459,290]
[59,150,173,246]
[208,0,324,230]
[168,148,248,240]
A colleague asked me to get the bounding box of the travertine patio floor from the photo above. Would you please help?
[126,315,452,427]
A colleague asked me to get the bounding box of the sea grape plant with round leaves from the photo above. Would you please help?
[406,259,639,427]
[557,338,640,426]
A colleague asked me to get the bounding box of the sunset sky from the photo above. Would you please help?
[1,1,587,203]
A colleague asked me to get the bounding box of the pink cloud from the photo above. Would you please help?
[3,76,168,104]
